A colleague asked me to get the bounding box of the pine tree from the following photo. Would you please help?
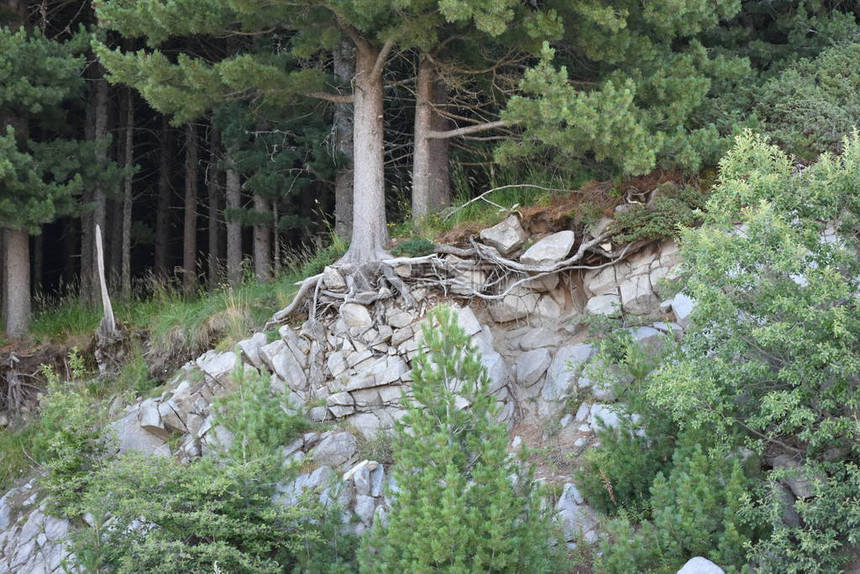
[0,22,87,337]
[360,305,557,573]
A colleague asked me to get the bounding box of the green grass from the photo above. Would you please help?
[0,424,37,493]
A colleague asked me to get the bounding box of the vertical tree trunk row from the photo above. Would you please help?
[183,123,198,293]
[121,87,134,300]
[333,40,355,241]
[412,55,451,222]
[154,117,172,275]
[225,151,242,287]
[253,194,271,283]
[207,124,222,290]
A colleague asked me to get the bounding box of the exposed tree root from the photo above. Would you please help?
[269,226,651,325]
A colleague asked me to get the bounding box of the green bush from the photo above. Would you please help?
[645,131,860,569]
[754,42,860,159]
[597,445,755,574]
[360,306,560,573]
[35,354,110,513]
[610,182,708,244]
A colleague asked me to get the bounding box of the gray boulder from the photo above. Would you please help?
[479,215,528,256]
[521,230,575,267]
[676,557,725,574]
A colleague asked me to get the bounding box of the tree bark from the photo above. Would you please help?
[412,55,451,221]
[121,87,134,300]
[253,194,272,283]
[333,40,355,241]
[154,117,172,275]
[207,124,222,289]
[183,123,198,293]
[341,42,389,264]
[225,150,242,287]
[2,228,30,339]
[82,70,109,305]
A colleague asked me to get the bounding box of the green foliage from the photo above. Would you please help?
[501,0,751,176]
[360,305,559,573]
[0,425,37,493]
[390,237,435,257]
[66,453,326,574]
[597,446,755,574]
[745,462,860,573]
[297,236,349,278]
[754,42,860,159]
[34,355,109,513]
[610,183,708,243]
[644,131,860,568]
[212,360,311,462]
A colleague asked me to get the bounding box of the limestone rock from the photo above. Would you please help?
[676,557,725,574]
[261,340,308,391]
[489,287,539,322]
[585,293,621,316]
[479,215,528,256]
[341,303,373,330]
[451,304,483,336]
[196,350,237,382]
[521,230,575,267]
[323,266,346,290]
[619,273,659,315]
[543,343,594,402]
[516,348,552,387]
[669,292,696,329]
[237,332,268,369]
[587,404,621,430]
[113,411,171,457]
[555,482,598,541]
[312,432,358,469]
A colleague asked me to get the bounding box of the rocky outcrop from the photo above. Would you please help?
[0,226,696,572]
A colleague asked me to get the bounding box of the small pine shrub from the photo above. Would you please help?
[610,183,707,244]
[212,360,311,463]
[359,305,560,573]
[66,453,328,574]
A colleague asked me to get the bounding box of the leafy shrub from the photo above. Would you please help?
[645,132,860,569]
[360,306,559,573]
[35,356,109,513]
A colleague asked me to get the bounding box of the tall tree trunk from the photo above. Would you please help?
[333,41,355,241]
[225,150,242,287]
[121,87,134,300]
[342,43,389,264]
[2,228,30,339]
[207,125,222,290]
[154,117,172,275]
[253,194,271,283]
[108,197,122,285]
[183,123,198,293]
[82,71,109,306]
[272,200,281,276]
[412,55,451,221]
